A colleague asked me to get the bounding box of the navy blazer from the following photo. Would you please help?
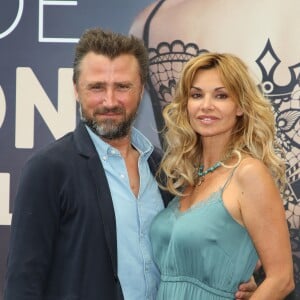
[4,122,172,300]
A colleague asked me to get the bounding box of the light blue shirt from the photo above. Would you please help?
[87,126,164,300]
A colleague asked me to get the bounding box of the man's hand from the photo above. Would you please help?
[235,276,257,300]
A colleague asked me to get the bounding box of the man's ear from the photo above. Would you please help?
[74,83,79,102]
[140,85,145,100]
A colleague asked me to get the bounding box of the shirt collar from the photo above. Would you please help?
[85,125,154,159]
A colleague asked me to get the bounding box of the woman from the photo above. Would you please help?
[151,53,294,299]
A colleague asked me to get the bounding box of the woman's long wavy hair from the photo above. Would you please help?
[159,52,286,196]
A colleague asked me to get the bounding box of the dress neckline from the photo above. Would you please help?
[175,189,222,215]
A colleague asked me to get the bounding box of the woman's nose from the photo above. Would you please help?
[201,95,214,110]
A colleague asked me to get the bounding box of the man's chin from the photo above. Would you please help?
[82,112,135,139]
[97,129,129,140]
[96,115,122,122]
[86,121,128,139]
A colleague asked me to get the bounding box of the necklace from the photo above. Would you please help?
[197,161,222,186]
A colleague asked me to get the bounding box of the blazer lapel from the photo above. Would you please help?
[74,122,118,277]
[88,156,118,276]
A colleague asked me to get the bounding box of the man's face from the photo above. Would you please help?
[74,52,144,139]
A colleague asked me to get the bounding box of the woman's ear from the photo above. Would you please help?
[236,106,244,116]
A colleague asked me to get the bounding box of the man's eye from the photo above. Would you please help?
[94,85,103,90]
[117,84,130,91]
[89,85,102,91]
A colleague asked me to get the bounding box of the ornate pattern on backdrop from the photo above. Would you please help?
[143,19,300,299]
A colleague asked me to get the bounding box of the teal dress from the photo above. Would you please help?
[150,177,259,299]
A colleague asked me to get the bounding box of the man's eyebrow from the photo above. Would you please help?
[84,81,135,89]
[85,81,105,88]
[114,81,133,86]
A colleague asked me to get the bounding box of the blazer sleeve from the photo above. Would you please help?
[4,153,61,300]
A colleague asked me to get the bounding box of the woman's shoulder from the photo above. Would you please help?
[234,156,280,209]
[235,156,271,187]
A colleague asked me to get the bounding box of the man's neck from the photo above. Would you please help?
[101,134,134,159]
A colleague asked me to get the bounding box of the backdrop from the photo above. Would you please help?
[0,0,299,299]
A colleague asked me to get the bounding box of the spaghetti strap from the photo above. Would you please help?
[221,166,239,192]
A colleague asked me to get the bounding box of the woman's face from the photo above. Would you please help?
[187,68,243,141]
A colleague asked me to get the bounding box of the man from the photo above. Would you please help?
[4,28,255,300]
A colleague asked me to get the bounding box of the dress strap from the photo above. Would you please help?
[221,165,239,192]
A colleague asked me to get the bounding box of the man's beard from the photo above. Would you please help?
[80,105,138,139]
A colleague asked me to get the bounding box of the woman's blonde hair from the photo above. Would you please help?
[159,52,286,196]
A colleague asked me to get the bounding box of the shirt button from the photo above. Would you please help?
[103,156,107,160]
[120,174,125,179]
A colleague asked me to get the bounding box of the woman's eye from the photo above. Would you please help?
[191,93,202,99]
[216,93,228,99]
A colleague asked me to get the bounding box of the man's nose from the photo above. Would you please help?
[102,89,117,106]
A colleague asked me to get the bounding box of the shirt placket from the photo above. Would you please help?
[137,157,153,300]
